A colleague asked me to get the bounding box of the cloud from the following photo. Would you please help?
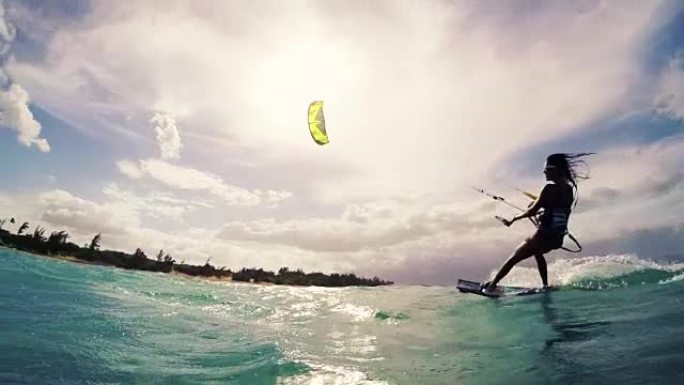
[0,0,49,152]
[654,53,684,119]
[3,1,684,284]
[117,159,144,178]
[578,170,684,212]
[117,158,291,206]
[216,199,502,252]
[583,224,684,260]
[101,183,209,222]
[9,1,670,197]
[1,185,211,242]
[261,189,293,207]
[0,187,352,272]
[552,136,684,246]
[39,189,133,235]
[0,83,50,151]
[0,1,11,46]
[151,111,182,159]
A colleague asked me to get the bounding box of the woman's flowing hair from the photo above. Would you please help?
[546,153,595,206]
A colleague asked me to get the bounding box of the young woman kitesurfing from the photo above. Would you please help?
[481,153,593,294]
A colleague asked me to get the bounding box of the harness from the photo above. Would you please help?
[472,186,583,253]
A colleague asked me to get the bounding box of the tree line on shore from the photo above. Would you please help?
[0,218,393,287]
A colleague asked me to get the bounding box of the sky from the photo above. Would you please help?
[0,0,683,285]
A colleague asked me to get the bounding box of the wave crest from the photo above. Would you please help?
[496,253,684,290]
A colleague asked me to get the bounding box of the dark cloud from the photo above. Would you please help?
[641,172,684,197]
[576,187,622,212]
[583,223,684,260]
[577,170,684,213]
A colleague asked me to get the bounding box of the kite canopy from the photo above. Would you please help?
[307,100,329,145]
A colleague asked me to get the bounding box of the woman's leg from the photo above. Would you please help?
[484,238,538,288]
[534,253,548,287]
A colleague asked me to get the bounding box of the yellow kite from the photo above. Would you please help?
[307,101,329,145]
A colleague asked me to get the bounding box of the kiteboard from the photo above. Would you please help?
[456,279,552,298]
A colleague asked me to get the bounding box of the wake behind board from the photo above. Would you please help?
[456,279,551,298]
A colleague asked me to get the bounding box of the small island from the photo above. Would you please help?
[0,218,393,287]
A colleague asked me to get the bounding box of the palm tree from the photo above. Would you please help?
[89,234,101,251]
[46,230,69,254]
[163,253,175,264]
[50,231,69,244]
[33,226,46,242]
[17,222,29,235]
[47,231,69,245]
[133,248,147,261]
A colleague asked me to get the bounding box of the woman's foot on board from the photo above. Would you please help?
[481,280,498,293]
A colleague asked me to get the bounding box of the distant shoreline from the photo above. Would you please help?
[2,246,236,283]
[0,229,393,287]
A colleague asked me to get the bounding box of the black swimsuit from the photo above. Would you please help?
[533,182,574,252]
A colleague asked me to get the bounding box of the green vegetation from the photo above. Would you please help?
[0,220,393,287]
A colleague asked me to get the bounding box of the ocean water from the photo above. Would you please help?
[1,247,683,385]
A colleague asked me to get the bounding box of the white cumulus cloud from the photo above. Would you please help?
[0,0,49,152]
[118,158,291,207]
[151,111,182,159]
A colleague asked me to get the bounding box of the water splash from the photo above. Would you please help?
[496,253,684,290]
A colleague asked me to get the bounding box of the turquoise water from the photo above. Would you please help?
[1,247,683,384]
